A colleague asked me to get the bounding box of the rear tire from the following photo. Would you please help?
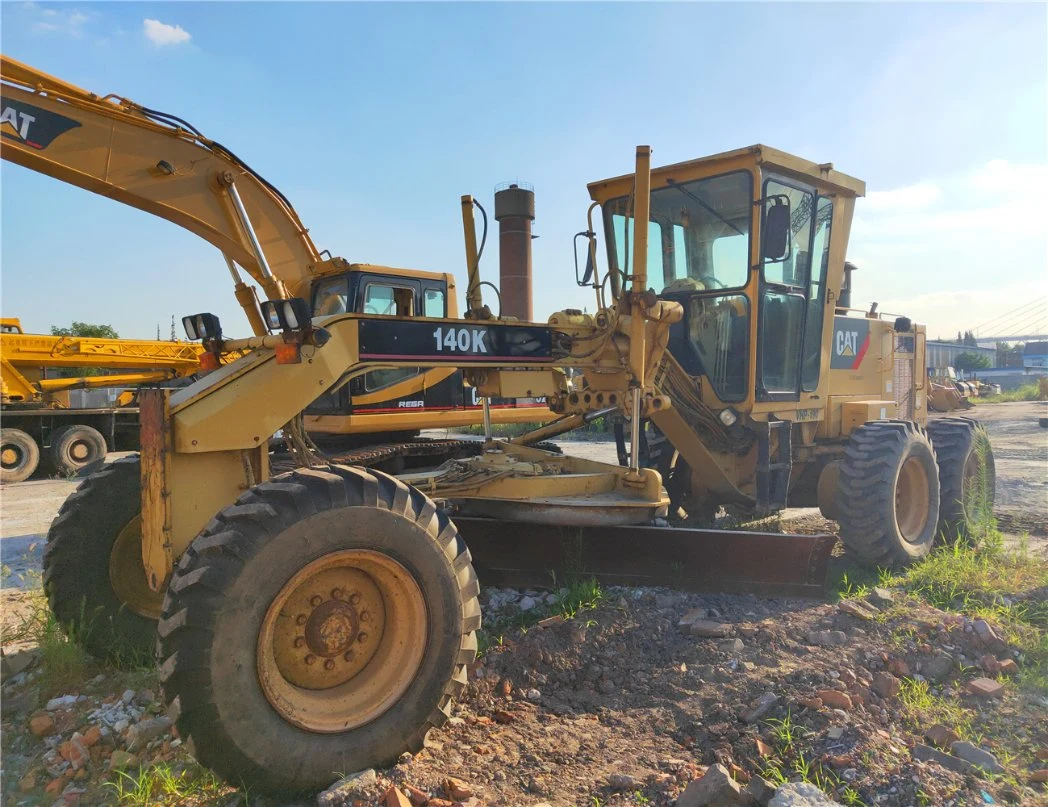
[836,421,940,568]
[157,464,480,794]
[1,428,40,484]
[48,424,107,476]
[43,456,160,664]
[926,417,995,543]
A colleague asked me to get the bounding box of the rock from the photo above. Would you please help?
[768,782,843,806]
[807,630,848,647]
[525,688,542,702]
[120,688,136,704]
[679,608,708,628]
[925,724,960,749]
[316,770,378,807]
[18,770,38,792]
[742,775,777,806]
[4,688,38,716]
[677,763,740,807]
[742,692,779,724]
[426,800,454,807]
[126,716,172,750]
[719,638,745,654]
[972,619,1005,650]
[919,651,955,682]
[537,615,564,628]
[45,694,78,711]
[998,658,1018,676]
[608,773,637,790]
[44,776,66,795]
[1,647,39,678]
[82,725,102,747]
[384,786,413,807]
[518,596,538,612]
[869,587,894,606]
[29,714,56,737]
[443,776,474,800]
[979,654,1001,675]
[690,620,731,638]
[815,690,852,710]
[838,600,878,620]
[965,677,1004,698]
[404,785,429,806]
[872,672,901,699]
[58,734,89,770]
[950,741,1004,774]
[655,593,678,608]
[109,750,139,770]
[493,710,515,724]
[1030,770,1048,784]
[913,743,979,776]
[887,658,911,677]
[827,727,844,740]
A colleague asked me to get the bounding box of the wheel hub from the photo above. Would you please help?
[1,447,19,468]
[70,441,90,461]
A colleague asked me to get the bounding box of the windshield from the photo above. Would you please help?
[603,170,753,293]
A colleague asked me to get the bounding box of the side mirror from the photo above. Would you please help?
[761,195,791,262]
[573,230,597,286]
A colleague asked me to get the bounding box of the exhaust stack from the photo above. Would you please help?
[494,182,535,321]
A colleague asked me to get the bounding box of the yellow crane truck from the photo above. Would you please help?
[1,317,205,481]
[3,56,993,793]
[0,55,549,464]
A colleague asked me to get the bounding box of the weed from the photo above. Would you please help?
[973,383,1043,403]
[898,678,973,739]
[765,711,809,753]
[105,762,229,805]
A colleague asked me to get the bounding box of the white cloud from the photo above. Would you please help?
[865,182,941,212]
[143,18,191,46]
[29,6,89,36]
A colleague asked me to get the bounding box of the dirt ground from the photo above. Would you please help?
[1,402,1045,806]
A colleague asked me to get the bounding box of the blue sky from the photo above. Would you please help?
[2,2,1046,341]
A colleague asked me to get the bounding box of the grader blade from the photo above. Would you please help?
[455,517,837,598]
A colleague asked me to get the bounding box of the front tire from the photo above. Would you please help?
[1,428,40,484]
[926,417,995,542]
[837,421,940,567]
[157,464,480,793]
[43,456,160,664]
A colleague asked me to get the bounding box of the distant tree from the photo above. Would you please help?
[956,330,964,344]
[50,322,120,340]
[995,342,1025,368]
[963,330,979,347]
[954,351,992,372]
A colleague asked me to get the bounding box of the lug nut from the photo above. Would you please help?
[296,614,307,625]
[357,632,368,643]
[305,654,316,665]
[343,650,355,662]
[349,593,361,605]
[331,588,344,600]
[293,637,305,648]
[310,595,323,607]
[324,659,335,670]
[360,611,370,623]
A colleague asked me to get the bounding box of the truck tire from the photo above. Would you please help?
[1,428,40,484]
[49,424,107,476]
[926,417,995,543]
[157,464,480,793]
[837,421,940,567]
[43,456,160,664]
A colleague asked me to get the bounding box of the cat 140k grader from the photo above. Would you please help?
[36,135,996,791]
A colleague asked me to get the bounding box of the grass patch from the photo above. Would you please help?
[477,576,605,656]
[759,712,865,805]
[898,678,974,739]
[105,762,233,806]
[3,590,96,696]
[973,382,1045,403]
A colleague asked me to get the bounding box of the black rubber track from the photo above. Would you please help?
[156,464,480,794]
[836,420,940,568]
[926,417,995,543]
[43,456,156,664]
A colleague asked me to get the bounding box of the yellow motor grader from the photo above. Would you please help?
[9,59,994,794]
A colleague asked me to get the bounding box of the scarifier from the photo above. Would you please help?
[3,57,995,793]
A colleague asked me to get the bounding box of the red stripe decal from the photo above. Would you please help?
[851,333,871,370]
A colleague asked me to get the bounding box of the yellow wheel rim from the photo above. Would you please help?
[108,515,164,620]
[896,456,931,542]
[1,447,18,467]
[257,550,427,733]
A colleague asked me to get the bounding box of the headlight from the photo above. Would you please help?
[719,408,738,427]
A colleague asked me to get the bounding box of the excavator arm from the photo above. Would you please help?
[0,55,330,334]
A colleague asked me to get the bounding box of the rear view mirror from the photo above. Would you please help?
[762,195,791,262]
[574,230,597,286]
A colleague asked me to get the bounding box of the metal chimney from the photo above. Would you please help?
[494,182,535,321]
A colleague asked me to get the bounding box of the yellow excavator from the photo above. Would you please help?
[5,57,993,793]
[0,55,549,462]
[1,317,205,481]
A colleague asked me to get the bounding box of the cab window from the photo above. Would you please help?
[364,284,414,316]
[312,277,349,317]
[423,288,445,317]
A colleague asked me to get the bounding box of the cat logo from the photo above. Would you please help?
[836,329,859,357]
[0,99,81,150]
